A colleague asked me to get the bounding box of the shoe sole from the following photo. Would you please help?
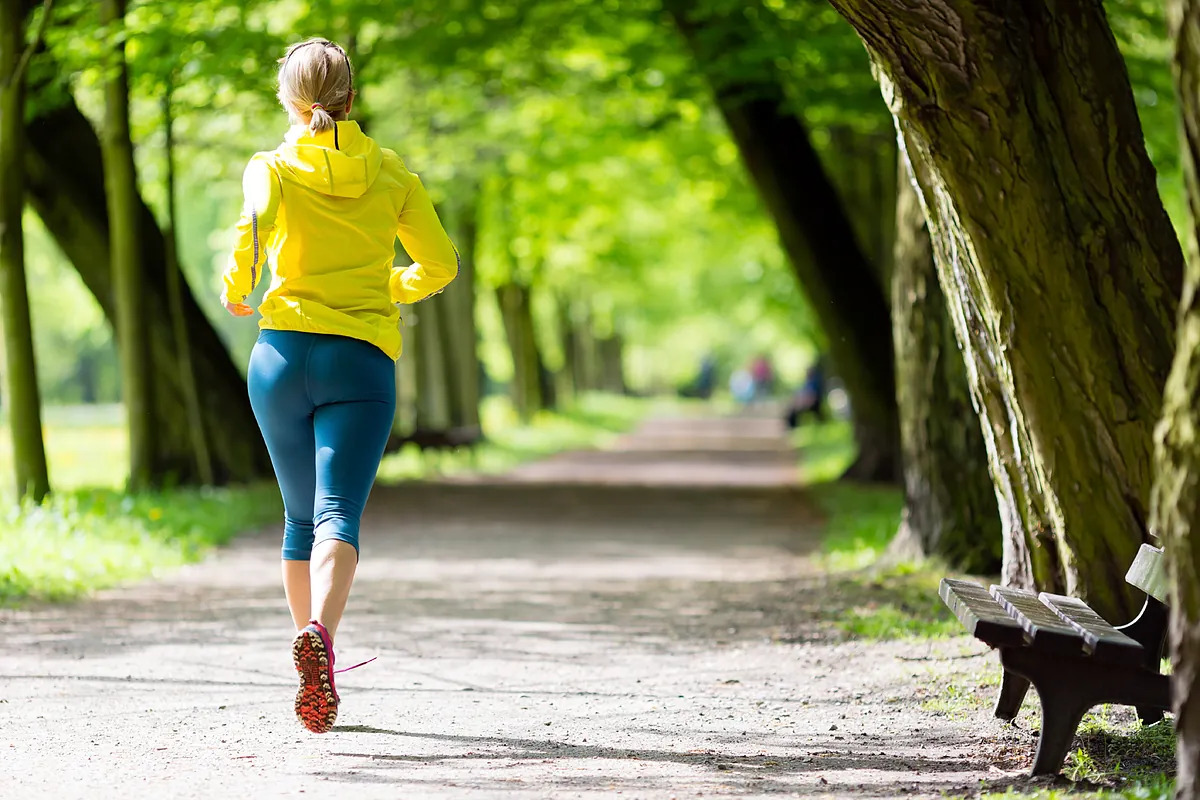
[293,629,337,733]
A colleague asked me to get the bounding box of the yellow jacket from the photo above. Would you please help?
[222,120,458,359]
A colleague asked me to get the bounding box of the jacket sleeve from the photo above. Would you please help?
[390,176,459,305]
[222,156,281,304]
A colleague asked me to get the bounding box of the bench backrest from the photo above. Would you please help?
[1126,543,1168,604]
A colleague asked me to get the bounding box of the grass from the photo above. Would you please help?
[0,484,281,604]
[1064,712,1175,784]
[794,454,961,641]
[975,779,1173,800]
[792,418,856,483]
[377,392,650,481]
[0,404,126,493]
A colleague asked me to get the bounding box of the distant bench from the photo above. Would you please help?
[939,544,1170,776]
[384,425,484,457]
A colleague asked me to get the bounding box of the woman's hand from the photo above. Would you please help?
[222,296,254,317]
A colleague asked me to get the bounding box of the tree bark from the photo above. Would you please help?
[1155,0,1200,793]
[412,297,452,431]
[162,78,213,486]
[830,0,1183,621]
[100,0,156,490]
[497,281,543,421]
[598,334,626,396]
[24,99,271,485]
[889,153,1000,573]
[0,0,49,501]
[665,0,900,482]
[439,195,480,429]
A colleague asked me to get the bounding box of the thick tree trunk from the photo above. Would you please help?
[889,155,1000,573]
[0,0,49,501]
[101,0,157,490]
[24,100,271,485]
[826,127,898,287]
[1155,0,1200,793]
[665,0,900,482]
[162,80,213,486]
[497,281,543,421]
[831,0,1183,621]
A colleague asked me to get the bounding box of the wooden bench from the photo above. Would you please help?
[939,544,1170,775]
[384,424,484,456]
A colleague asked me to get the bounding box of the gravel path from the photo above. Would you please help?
[0,413,1035,799]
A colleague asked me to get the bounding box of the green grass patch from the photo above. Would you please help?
[920,662,1002,719]
[826,562,964,640]
[0,485,281,605]
[1062,711,1175,784]
[0,404,127,495]
[809,479,905,570]
[976,779,1173,800]
[378,393,650,481]
[792,419,855,484]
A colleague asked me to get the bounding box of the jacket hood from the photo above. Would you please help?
[275,120,382,199]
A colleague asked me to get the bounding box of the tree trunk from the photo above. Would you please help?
[825,127,898,287]
[162,78,214,486]
[665,0,899,483]
[24,99,271,485]
[830,0,1184,621]
[100,0,156,490]
[497,281,543,421]
[412,297,452,431]
[598,334,626,395]
[0,0,50,501]
[555,295,577,404]
[1154,0,1200,792]
[439,195,480,429]
[889,154,1000,573]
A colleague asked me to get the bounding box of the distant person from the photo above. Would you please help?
[731,368,755,404]
[786,355,828,429]
[679,353,717,399]
[220,38,458,734]
[750,354,775,401]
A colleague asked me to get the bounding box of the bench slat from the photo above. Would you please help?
[1126,544,1168,604]
[939,579,1027,647]
[1037,593,1145,665]
[990,586,1086,656]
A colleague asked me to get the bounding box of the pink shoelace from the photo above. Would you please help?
[334,655,377,674]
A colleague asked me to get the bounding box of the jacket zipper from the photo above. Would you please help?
[250,208,259,290]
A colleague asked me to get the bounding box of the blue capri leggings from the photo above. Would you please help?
[248,329,397,561]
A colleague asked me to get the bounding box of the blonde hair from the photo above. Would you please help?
[277,38,354,135]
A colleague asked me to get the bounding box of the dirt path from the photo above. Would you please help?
[1,412,1033,799]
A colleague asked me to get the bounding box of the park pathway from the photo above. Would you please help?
[0,411,1023,799]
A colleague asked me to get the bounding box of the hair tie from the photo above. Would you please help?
[310,103,324,111]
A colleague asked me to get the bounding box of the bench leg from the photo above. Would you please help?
[1116,596,1169,724]
[994,669,1031,722]
[999,646,1171,776]
[1031,692,1092,776]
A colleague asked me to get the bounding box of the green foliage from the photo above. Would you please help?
[0,483,281,604]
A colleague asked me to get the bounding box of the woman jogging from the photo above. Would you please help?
[220,37,458,734]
